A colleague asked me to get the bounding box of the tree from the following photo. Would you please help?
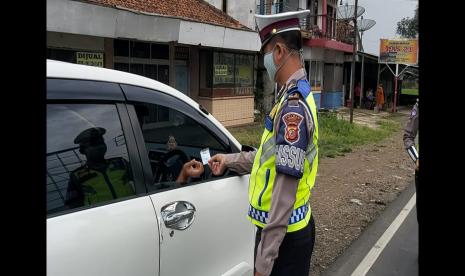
[396,5,418,38]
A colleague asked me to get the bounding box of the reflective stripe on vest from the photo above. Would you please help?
[248,203,309,225]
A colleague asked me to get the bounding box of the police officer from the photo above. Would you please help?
[65,127,135,208]
[403,99,419,223]
[209,10,318,276]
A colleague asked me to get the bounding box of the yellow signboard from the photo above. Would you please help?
[379,39,418,65]
[237,66,252,86]
[214,65,228,76]
[76,52,104,67]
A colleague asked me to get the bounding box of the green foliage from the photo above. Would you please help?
[396,6,418,38]
[228,112,400,158]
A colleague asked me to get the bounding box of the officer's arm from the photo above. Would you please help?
[255,99,312,276]
[403,104,419,163]
[223,151,257,174]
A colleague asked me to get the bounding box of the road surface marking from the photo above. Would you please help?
[350,193,416,276]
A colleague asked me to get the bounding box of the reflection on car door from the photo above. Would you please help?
[46,97,160,276]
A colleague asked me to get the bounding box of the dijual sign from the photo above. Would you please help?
[76,52,104,67]
[379,39,418,65]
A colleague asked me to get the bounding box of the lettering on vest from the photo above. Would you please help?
[276,144,305,173]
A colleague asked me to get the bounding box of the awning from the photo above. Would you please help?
[47,0,261,52]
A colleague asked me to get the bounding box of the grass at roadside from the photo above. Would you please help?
[402,88,419,96]
[227,113,400,158]
[227,122,264,149]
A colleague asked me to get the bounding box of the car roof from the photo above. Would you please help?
[46,59,241,149]
[47,59,197,107]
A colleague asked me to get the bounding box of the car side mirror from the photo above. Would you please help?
[241,145,257,152]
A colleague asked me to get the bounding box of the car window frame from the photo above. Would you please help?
[120,84,241,193]
[46,79,147,218]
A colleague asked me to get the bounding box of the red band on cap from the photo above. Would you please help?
[259,18,300,41]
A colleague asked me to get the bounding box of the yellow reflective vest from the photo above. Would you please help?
[248,80,319,232]
[68,158,134,206]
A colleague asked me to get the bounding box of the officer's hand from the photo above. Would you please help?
[416,159,419,171]
[208,154,227,175]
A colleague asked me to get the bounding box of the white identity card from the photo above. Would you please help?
[200,148,211,165]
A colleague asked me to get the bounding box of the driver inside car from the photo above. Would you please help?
[164,134,205,185]
[134,104,205,186]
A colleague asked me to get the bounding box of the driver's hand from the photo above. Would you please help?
[208,154,227,176]
[184,159,204,178]
[176,159,204,185]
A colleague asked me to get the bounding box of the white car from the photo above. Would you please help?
[46,59,255,276]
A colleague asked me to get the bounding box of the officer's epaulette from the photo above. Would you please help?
[286,79,311,100]
[286,93,301,107]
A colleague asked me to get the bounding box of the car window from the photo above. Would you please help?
[133,102,233,191]
[47,104,136,216]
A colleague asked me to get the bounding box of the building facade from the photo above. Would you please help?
[47,0,261,127]
[255,0,355,112]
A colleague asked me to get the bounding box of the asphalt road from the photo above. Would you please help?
[321,182,418,276]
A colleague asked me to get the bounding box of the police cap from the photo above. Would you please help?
[254,10,310,51]
[74,127,106,145]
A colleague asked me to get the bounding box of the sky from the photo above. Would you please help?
[355,0,418,55]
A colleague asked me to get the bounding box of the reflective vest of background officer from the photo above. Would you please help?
[208,10,318,276]
[65,127,135,208]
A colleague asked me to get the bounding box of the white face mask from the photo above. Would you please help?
[264,44,295,83]
[264,46,277,82]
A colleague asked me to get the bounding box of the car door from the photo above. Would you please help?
[121,84,255,276]
[46,79,160,276]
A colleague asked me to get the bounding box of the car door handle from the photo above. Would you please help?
[161,201,196,230]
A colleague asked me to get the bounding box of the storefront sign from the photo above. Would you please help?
[175,46,189,60]
[214,65,228,76]
[379,39,418,65]
[76,52,104,67]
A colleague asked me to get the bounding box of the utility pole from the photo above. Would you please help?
[349,0,358,123]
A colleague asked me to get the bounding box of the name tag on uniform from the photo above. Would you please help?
[200,148,211,165]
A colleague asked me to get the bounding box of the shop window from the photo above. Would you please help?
[114,39,129,57]
[157,65,170,85]
[199,51,213,97]
[213,52,235,88]
[130,63,144,76]
[47,48,76,63]
[235,54,254,87]
[200,50,255,97]
[309,60,323,91]
[114,63,129,72]
[114,39,169,83]
[131,41,150,59]
[144,64,158,80]
[151,44,169,60]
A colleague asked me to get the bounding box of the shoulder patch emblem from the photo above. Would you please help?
[283,112,303,144]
